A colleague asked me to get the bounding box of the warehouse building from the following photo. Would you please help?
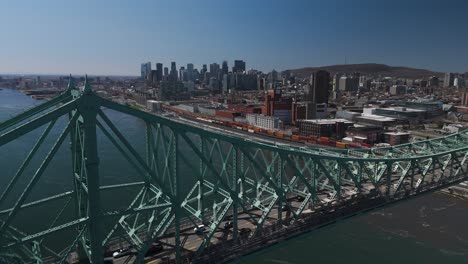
[297,119,353,138]
[246,114,282,130]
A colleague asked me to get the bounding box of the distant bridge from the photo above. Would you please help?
[0,78,467,263]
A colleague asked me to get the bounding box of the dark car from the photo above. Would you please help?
[145,242,164,257]
[103,247,114,258]
[239,228,251,237]
[223,221,234,229]
[296,195,305,202]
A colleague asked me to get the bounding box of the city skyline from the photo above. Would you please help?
[1,0,467,76]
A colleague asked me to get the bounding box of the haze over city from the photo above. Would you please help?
[1,0,467,75]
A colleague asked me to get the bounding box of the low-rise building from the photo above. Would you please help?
[345,125,384,144]
[297,119,353,138]
[246,114,282,130]
[146,100,162,113]
[374,107,426,120]
[383,131,410,145]
[174,104,198,113]
[198,105,217,116]
[336,110,361,121]
[395,100,443,117]
[355,114,396,128]
[389,85,406,95]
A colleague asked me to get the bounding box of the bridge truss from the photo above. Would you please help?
[0,79,467,263]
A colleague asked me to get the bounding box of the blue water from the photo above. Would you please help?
[237,193,468,263]
[1,88,468,263]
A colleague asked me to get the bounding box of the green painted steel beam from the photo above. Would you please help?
[0,119,57,206]
[0,92,71,133]
[97,109,175,201]
[0,112,78,237]
[78,91,103,264]
[100,182,146,190]
[2,218,88,249]
[102,203,171,218]
[0,191,73,216]
[0,99,76,147]
[96,121,149,182]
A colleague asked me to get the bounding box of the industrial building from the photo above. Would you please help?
[146,100,162,113]
[355,114,396,128]
[262,89,293,124]
[373,107,426,120]
[344,125,384,144]
[246,114,282,130]
[297,119,353,138]
[383,131,410,145]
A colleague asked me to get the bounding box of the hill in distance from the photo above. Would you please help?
[284,63,443,79]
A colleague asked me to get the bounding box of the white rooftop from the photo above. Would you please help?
[380,107,425,113]
[298,118,353,124]
[384,131,410,136]
[358,114,396,122]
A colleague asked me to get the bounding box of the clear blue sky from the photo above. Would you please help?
[1,0,467,76]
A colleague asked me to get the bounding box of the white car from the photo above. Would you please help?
[194,224,208,234]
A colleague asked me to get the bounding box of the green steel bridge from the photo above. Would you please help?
[1,78,468,263]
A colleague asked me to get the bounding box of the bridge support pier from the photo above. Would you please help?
[79,87,103,264]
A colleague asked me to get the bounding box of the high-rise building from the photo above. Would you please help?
[269,70,278,87]
[201,64,207,78]
[140,62,151,79]
[454,77,465,88]
[156,63,163,82]
[179,67,188,82]
[444,72,454,87]
[429,76,439,87]
[209,63,220,78]
[208,77,219,91]
[150,70,157,84]
[163,67,169,77]
[310,70,331,104]
[339,75,358,92]
[222,74,230,94]
[257,77,266,91]
[187,63,194,81]
[332,74,341,99]
[222,61,229,75]
[233,60,246,73]
[170,62,178,81]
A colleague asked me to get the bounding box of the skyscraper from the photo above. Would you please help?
[201,64,207,76]
[163,67,169,77]
[444,72,454,87]
[156,63,163,82]
[179,67,187,82]
[222,61,229,75]
[140,62,151,79]
[310,70,331,104]
[187,63,194,81]
[222,74,230,94]
[170,62,178,81]
[233,60,246,73]
[150,70,157,84]
[332,73,341,99]
[209,63,220,79]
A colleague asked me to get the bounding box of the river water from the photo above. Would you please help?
[1,88,468,263]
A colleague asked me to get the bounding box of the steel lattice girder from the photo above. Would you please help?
[1,83,468,264]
